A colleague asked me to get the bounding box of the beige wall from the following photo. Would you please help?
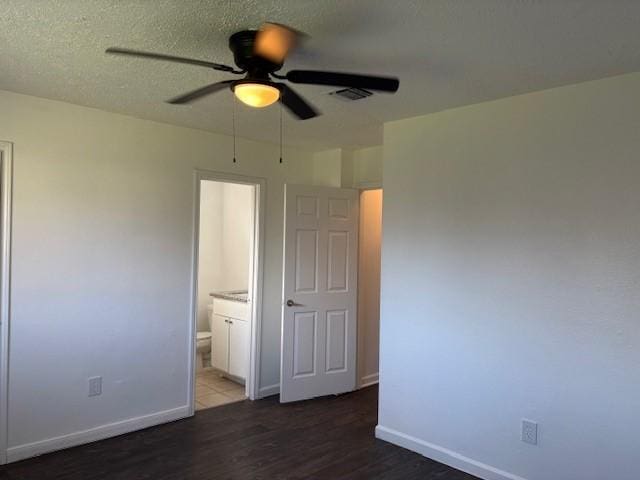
[0,89,317,458]
[357,189,382,387]
[378,72,640,480]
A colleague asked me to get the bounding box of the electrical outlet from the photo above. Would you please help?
[88,376,102,397]
[522,419,538,445]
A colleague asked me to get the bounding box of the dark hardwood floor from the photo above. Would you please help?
[1,386,478,479]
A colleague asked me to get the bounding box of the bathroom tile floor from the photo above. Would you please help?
[195,368,246,410]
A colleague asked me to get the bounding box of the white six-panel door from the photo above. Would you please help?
[280,184,359,403]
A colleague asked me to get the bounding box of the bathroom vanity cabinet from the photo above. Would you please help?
[211,298,250,381]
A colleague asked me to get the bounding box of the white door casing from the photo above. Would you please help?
[0,142,13,465]
[280,184,359,403]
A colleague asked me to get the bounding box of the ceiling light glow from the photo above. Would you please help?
[234,83,280,108]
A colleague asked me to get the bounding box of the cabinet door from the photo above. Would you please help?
[228,318,249,380]
[211,314,229,373]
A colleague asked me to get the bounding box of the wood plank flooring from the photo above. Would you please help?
[0,386,478,479]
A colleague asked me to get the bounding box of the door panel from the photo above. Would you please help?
[292,311,317,377]
[280,184,358,402]
[325,310,347,373]
[327,231,349,292]
[328,197,350,219]
[296,195,320,218]
[211,313,229,372]
[294,229,318,293]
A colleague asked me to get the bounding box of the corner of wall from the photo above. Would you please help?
[311,146,384,189]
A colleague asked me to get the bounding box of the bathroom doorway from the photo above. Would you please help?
[190,171,265,412]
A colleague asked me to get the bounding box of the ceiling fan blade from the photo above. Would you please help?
[254,23,302,64]
[278,84,319,120]
[106,47,238,73]
[286,70,399,92]
[167,80,234,104]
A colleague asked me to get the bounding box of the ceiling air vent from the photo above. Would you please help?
[329,87,373,101]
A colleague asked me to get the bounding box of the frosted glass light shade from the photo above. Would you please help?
[234,83,280,108]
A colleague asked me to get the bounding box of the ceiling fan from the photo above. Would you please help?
[106,22,400,120]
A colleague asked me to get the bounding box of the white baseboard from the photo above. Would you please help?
[258,383,279,398]
[359,372,379,388]
[7,405,191,463]
[375,425,527,480]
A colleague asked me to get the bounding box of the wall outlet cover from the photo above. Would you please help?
[522,419,538,445]
[88,376,102,397]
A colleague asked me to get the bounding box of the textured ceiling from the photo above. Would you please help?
[2,1,640,150]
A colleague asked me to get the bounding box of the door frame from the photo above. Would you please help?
[0,142,13,464]
[189,169,266,411]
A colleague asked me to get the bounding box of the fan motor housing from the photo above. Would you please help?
[229,30,282,74]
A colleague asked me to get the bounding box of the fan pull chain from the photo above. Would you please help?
[232,95,237,163]
[279,102,283,164]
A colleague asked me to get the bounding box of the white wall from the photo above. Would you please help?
[357,189,382,387]
[346,146,383,187]
[312,148,342,187]
[220,182,253,291]
[0,89,317,458]
[378,72,640,480]
[197,181,223,331]
[313,146,383,188]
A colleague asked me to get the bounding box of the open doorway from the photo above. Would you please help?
[357,188,382,388]
[191,172,264,411]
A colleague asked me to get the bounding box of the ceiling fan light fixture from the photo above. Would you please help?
[234,82,280,108]
[107,23,399,120]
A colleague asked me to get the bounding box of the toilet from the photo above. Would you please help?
[195,304,213,370]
